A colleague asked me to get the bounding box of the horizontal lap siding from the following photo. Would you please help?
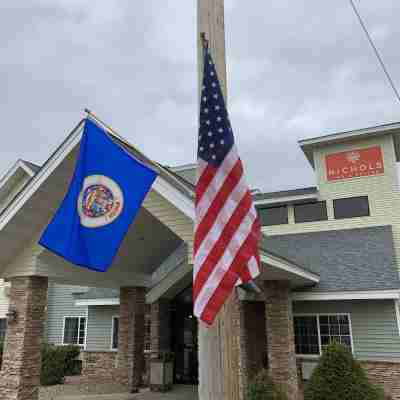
[0,280,9,318]
[46,282,88,345]
[86,305,119,351]
[143,190,194,260]
[293,300,400,360]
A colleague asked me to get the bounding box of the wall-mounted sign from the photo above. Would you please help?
[325,146,384,181]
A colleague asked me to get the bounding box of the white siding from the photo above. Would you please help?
[46,283,88,345]
[0,280,9,318]
[86,305,119,351]
[293,300,400,361]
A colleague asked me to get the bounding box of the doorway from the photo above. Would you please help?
[171,286,198,385]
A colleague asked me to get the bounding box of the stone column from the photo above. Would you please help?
[264,281,299,400]
[238,301,268,400]
[117,286,146,393]
[0,276,48,400]
[150,299,171,356]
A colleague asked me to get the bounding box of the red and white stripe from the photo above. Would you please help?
[193,147,261,325]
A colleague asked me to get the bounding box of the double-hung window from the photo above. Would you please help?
[0,318,7,342]
[63,316,86,347]
[294,314,352,356]
[111,316,119,350]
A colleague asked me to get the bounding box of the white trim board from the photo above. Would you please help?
[254,193,318,206]
[75,298,119,307]
[292,290,400,301]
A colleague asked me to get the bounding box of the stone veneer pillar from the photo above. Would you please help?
[0,276,48,400]
[150,299,171,356]
[237,301,268,400]
[264,281,299,400]
[117,286,146,393]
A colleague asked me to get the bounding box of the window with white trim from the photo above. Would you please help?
[63,317,86,347]
[111,316,119,350]
[0,318,7,342]
[294,314,352,356]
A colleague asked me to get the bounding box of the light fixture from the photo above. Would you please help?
[6,306,17,323]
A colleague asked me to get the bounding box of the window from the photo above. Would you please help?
[258,205,288,226]
[144,311,151,352]
[294,201,328,223]
[294,316,319,355]
[294,314,352,356]
[63,317,86,347]
[111,316,119,350]
[333,196,370,219]
[0,319,6,342]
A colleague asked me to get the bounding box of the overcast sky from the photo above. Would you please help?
[1,0,400,191]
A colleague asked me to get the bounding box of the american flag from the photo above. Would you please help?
[193,45,261,325]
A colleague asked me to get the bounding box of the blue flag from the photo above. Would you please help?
[39,119,158,271]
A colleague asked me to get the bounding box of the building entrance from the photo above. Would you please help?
[171,286,198,385]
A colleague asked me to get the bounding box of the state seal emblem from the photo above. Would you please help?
[77,175,124,228]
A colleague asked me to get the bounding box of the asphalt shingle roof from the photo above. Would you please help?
[262,225,400,292]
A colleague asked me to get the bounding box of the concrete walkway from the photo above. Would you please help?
[54,386,198,400]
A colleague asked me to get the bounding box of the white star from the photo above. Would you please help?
[208,131,213,137]
[206,120,210,125]
[204,108,209,113]
[210,143,215,148]
[200,147,204,152]
[212,155,216,160]
[202,85,206,90]
[210,71,214,76]
[212,82,217,87]
[215,105,220,110]
[213,94,218,99]
[218,128,223,133]
[203,96,207,102]
[220,140,225,145]
[217,116,222,122]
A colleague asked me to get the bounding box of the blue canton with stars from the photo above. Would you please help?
[198,47,234,167]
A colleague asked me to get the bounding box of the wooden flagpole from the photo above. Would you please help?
[197,2,243,400]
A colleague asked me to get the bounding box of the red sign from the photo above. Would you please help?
[325,146,384,181]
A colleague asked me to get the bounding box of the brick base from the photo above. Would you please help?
[81,351,151,386]
[362,361,400,400]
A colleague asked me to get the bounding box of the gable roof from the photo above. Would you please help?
[262,225,400,292]
[0,118,195,234]
[299,121,400,167]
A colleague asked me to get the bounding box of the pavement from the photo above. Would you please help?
[48,386,198,400]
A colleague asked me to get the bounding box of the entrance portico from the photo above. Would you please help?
[0,122,319,400]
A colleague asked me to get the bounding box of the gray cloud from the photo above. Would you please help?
[1,0,399,191]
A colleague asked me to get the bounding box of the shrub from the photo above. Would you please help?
[246,369,287,400]
[59,345,81,376]
[41,344,81,386]
[304,343,384,400]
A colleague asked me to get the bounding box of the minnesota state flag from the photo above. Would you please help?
[39,119,157,271]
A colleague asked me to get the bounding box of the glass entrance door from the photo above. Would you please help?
[171,286,198,385]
